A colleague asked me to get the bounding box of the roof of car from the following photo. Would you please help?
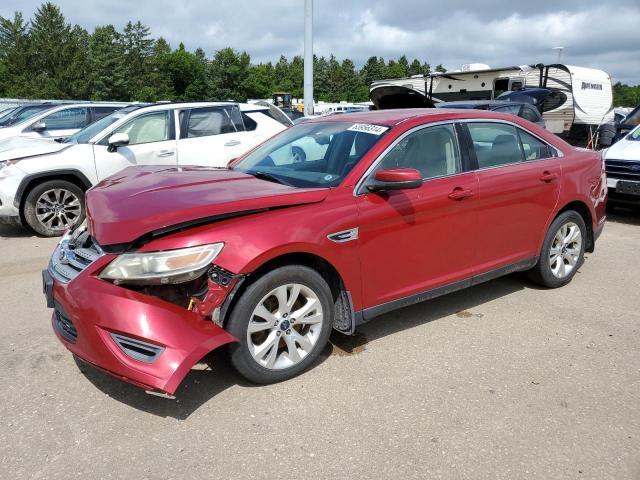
[302,108,521,126]
[131,101,268,113]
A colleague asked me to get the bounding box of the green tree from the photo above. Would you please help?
[88,25,127,100]
[27,2,89,98]
[613,82,640,107]
[207,47,251,101]
[121,20,154,100]
[244,62,275,99]
[163,43,207,100]
[0,11,29,96]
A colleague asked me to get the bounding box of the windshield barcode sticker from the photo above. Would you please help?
[347,123,389,135]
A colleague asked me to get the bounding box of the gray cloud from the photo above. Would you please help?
[2,0,639,83]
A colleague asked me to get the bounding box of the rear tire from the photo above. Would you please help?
[23,180,85,237]
[528,210,586,288]
[227,265,333,384]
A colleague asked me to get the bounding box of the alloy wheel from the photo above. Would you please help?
[247,283,324,370]
[35,188,82,232]
[549,221,582,279]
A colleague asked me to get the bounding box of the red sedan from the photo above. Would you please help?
[43,109,607,394]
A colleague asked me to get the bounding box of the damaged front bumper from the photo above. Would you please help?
[44,247,238,395]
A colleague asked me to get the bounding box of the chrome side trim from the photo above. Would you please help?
[327,227,359,243]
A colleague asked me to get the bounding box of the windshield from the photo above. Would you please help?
[0,107,18,122]
[0,105,53,127]
[233,121,388,188]
[64,108,135,144]
[627,125,640,141]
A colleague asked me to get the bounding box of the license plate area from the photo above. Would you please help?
[616,181,640,196]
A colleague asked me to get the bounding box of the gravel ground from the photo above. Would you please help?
[0,207,639,480]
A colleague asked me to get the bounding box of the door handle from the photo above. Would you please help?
[158,150,175,157]
[448,187,473,201]
[224,140,241,147]
[540,171,558,183]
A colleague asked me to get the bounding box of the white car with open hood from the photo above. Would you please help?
[0,102,291,236]
[604,124,640,205]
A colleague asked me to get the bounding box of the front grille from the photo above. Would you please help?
[54,305,78,343]
[605,159,640,182]
[110,334,164,363]
[50,227,103,283]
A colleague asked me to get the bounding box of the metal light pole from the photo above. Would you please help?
[303,0,314,116]
[552,46,565,63]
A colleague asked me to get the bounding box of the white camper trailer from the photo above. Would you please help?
[370,64,615,147]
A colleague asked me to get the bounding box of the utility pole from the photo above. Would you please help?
[304,0,314,116]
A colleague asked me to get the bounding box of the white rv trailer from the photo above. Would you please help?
[370,64,615,147]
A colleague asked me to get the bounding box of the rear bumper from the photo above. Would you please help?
[48,257,237,395]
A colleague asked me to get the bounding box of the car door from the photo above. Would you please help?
[24,107,89,140]
[464,121,561,272]
[177,105,249,167]
[356,122,480,309]
[92,109,177,180]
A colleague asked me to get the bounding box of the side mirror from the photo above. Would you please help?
[32,121,47,132]
[367,168,423,192]
[107,133,130,152]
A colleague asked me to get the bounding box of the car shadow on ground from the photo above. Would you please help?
[606,204,640,226]
[331,273,530,354]
[76,271,532,419]
[0,223,35,238]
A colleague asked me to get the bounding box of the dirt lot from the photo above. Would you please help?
[1,207,639,480]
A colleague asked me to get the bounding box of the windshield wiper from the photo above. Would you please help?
[247,171,294,187]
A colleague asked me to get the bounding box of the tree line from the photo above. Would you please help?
[0,2,444,104]
[1,3,637,107]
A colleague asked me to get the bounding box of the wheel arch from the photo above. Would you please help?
[220,251,356,334]
[15,170,92,213]
[554,200,595,252]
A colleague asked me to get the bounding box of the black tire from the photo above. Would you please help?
[291,146,306,163]
[23,180,86,237]
[227,265,333,384]
[528,210,587,288]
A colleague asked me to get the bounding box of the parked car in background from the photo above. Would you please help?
[43,108,606,395]
[0,102,290,235]
[613,105,640,143]
[436,100,545,128]
[0,102,64,128]
[603,124,640,205]
[0,102,128,142]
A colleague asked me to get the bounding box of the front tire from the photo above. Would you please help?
[23,180,85,236]
[529,211,586,288]
[227,265,333,384]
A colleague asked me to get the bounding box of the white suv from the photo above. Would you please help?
[0,102,129,141]
[0,102,291,235]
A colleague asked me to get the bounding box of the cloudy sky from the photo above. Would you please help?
[3,0,640,83]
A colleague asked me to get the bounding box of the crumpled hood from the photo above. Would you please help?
[0,136,70,162]
[605,137,640,161]
[86,166,329,246]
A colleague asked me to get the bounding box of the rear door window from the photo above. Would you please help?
[182,106,243,139]
[467,122,524,168]
[517,129,553,161]
[40,107,89,130]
